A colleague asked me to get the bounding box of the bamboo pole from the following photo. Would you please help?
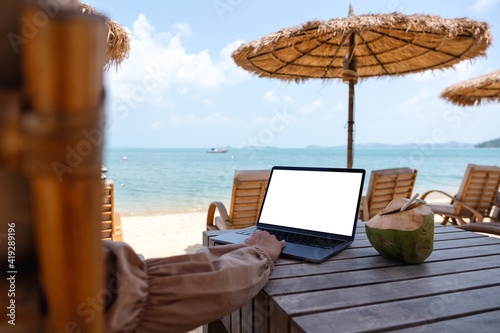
[22,6,106,332]
[0,0,77,88]
[347,81,354,169]
[1,2,77,332]
[347,31,356,169]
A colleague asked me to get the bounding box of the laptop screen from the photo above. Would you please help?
[257,167,365,237]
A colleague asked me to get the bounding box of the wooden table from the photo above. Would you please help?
[203,223,500,333]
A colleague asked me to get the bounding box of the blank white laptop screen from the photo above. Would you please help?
[258,169,363,236]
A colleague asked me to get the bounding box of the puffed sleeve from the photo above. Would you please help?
[102,240,274,333]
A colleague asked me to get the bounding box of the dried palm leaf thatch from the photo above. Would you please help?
[79,2,130,70]
[440,69,500,106]
[232,13,492,83]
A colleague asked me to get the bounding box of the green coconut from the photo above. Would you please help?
[365,197,434,264]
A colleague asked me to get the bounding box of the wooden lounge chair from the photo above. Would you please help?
[421,164,500,225]
[102,180,124,241]
[207,169,271,230]
[492,192,500,221]
[360,167,418,221]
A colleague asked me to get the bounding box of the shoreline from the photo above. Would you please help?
[114,185,457,218]
[117,196,451,217]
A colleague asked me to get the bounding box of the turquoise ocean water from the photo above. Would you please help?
[103,147,500,216]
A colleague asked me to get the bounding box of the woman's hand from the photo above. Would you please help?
[244,230,285,262]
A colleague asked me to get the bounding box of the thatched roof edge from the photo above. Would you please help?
[231,13,492,83]
[79,2,130,71]
[234,13,491,54]
[440,69,500,106]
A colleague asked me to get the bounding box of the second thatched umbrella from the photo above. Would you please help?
[232,7,491,168]
[440,69,500,106]
[80,1,130,70]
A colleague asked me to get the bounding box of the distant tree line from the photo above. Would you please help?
[476,138,500,148]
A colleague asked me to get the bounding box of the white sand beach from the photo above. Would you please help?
[120,212,207,259]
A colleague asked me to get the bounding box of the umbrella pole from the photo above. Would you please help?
[347,81,354,169]
[346,31,356,169]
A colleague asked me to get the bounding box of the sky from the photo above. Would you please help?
[86,0,500,148]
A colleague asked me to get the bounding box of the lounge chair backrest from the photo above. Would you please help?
[101,180,123,241]
[366,167,418,219]
[101,180,114,240]
[229,169,271,229]
[454,164,500,219]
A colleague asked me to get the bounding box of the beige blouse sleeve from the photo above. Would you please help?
[102,240,274,333]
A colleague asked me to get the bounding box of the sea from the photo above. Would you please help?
[103,147,500,216]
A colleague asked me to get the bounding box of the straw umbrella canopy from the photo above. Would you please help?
[232,6,491,168]
[440,69,500,106]
[79,1,130,70]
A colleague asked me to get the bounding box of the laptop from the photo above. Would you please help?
[211,166,365,263]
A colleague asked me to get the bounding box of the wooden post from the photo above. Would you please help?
[347,81,355,169]
[22,6,106,332]
[347,32,356,169]
[1,2,77,332]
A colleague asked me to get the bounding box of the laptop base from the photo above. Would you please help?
[211,227,352,263]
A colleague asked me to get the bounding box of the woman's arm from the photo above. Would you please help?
[103,231,284,333]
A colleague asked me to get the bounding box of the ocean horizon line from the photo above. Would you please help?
[104,142,497,150]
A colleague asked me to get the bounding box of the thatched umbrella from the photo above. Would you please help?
[79,1,130,70]
[232,6,491,168]
[440,69,500,106]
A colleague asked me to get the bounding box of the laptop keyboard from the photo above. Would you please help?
[237,228,342,249]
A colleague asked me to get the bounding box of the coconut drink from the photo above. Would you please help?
[365,196,434,264]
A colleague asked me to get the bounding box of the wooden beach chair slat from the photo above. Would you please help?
[100,180,123,241]
[360,168,418,221]
[422,164,500,225]
[207,169,270,230]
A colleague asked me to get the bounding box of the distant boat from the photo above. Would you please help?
[207,147,229,153]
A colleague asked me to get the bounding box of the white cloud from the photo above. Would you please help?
[107,15,249,108]
[252,115,268,125]
[150,120,166,129]
[168,112,232,126]
[218,39,251,84]
[176,49,226,87]
[412,61,480,84]
[393,86,442,117]
[202,112,235,127]
[263,90,294,103]
[324,102,344,119]
[205,113,224,123]
[471,0,499,11]
[264,90,279,103]
[203,99,214,107]
[402,87,432,108]
[170,113,196,124]
[299,100,322,114]
[174,22,191,37]
[133,14,156,41]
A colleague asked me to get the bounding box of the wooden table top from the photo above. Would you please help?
[203,223,500,333]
